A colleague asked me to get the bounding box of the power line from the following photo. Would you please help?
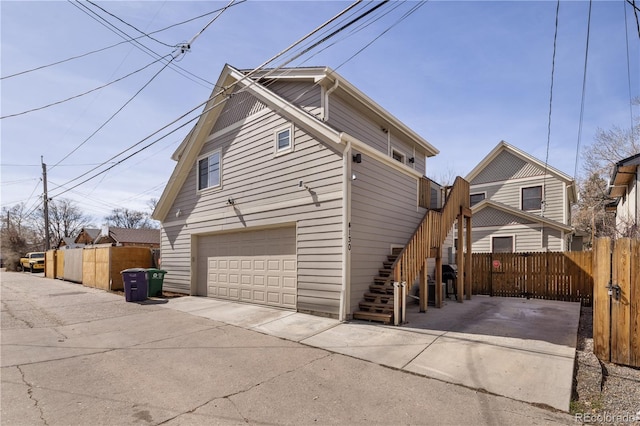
[51,55,178,170]
[85,0,175,48]
[0,2,246,81]
[0,54,171,120]
[574,0,593,180]
[49,1,367,197]
[70,0,214,89]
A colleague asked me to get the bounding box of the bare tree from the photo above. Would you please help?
[33,198,93,248]
[574,100,639,241]
[104,208,153,229]
[1,204,40,270]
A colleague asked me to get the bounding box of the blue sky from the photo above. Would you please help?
[1,1,638,223]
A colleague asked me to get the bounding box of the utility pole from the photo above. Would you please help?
[41,156,50,250]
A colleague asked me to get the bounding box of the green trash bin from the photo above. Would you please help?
[146,268,167,297]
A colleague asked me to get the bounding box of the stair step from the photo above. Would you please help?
[373,276,391,284]
[387,255,398,262]
[359,301,394,313]
[369,284,395,294]
[353,311,393,324]
[378,268,392,276]
[382,261,394,269]
[363,292,393,302]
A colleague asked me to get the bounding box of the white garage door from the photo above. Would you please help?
[197,227,297,309]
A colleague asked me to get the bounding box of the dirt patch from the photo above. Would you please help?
[571,306,640,423]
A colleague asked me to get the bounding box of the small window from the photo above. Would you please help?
[522,186,542,210]
[275,127,292,153]
[198,151,221,190]
[492,236,514,253]
[392,149,405,164]
[470,193,485,207]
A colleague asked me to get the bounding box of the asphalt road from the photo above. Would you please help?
[0,271,575,425]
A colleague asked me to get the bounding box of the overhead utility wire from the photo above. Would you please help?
[335,0,426,70]
[50,1,365,197]
[51,55,178,170]
[0,54,171,120]
[624,1,638,147]
[574,0,592,180]
[540,0,561,249]
[86,0,175,48]
[1,1,246,80]
[626,0,640,38]
[184,0,236,47]
[70,0,214,89]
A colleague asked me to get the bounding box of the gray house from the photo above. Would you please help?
[153,65,468,321]
[464,141,577,252]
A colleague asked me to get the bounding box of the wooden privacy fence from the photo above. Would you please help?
[45,246,153,291]
[472,251,593,306]
[593,238,640,368]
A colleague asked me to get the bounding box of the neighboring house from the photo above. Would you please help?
[607,152,640,237]
[57,237,84,250]
[464,141,577,252]
[153,64,466,321]
[94,227,160,248]
[75,228,101,245]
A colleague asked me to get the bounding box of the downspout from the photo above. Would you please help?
[339,134,351,322]
[323,78,339,122]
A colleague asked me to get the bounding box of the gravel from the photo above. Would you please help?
[572,306,640,424]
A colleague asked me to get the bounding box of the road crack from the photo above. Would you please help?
[16,365,48,425]
[158,352,332,424]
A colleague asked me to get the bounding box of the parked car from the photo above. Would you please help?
[19,252,45,273]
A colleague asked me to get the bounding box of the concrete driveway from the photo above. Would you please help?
[164,294,580,411]
[1,271,578,425]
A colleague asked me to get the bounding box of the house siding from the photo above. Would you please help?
[472,177,566,225]
[267,81,323,119]
[210,89,267,134]
[160,107,344,316]
[472,225,562,252]
[472,151,541,185]
[349,149,425,314]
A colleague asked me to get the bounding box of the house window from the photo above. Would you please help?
[275,126,293,153]
[522,186,542,211]
[198,150,221,190]
[392,149,405,164]
[470,193,485,206]
[492,236,514,253]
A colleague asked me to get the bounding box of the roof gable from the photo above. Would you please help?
[96,227,160,245]
[466,141,577,202]
[472,199,572,232]
[608,152,640,198]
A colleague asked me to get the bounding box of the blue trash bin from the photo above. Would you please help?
[121,268,148,302]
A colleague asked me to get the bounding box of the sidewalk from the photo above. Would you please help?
[160,294,581,411]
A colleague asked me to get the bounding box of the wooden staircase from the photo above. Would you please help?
[352,248,402,324]
[352,176,471,325]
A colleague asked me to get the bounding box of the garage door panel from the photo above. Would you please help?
[198,227,297,310]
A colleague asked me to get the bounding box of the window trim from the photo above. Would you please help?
[470,192,486,207]
[274,124,294,156]
[491,235,515,253]
[197,149,222,192]
[521,185,543,211]
[391,148,406,164]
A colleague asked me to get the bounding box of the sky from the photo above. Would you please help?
[1,0,638,225]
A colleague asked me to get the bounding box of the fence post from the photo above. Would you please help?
[593,238,611,362]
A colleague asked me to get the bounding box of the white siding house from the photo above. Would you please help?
[152,65,445,320]
[464,141,577,252]
[607,152,640,237]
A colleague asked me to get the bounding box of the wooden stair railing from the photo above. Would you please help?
[353,176,470,325]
